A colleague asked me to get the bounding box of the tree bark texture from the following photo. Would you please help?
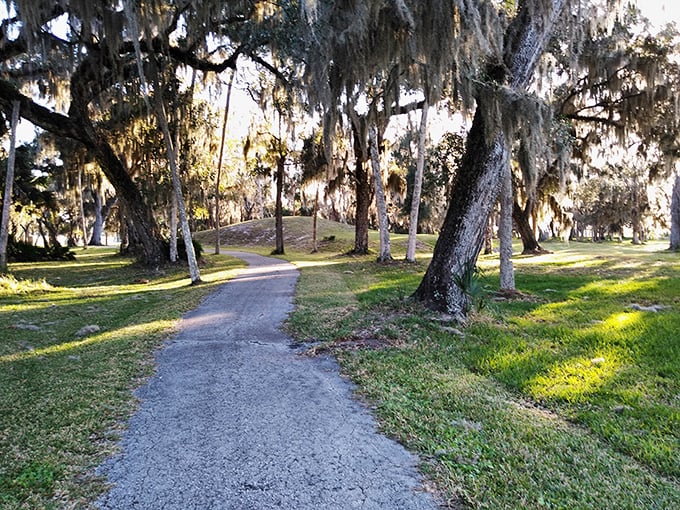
[273,156,285,255]
[170,193,178,262]
[414,0,567,317]
[414,109,510,316]
[406,101,429,262]
[89,185,103,246]
[0,100,19,273]
[369,125,392,262]
[670,173,680,251]
[499,162,515,291]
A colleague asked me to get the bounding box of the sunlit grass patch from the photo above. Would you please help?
[289,236,680,506]
[0,275,54,296]
[0,248,244,508]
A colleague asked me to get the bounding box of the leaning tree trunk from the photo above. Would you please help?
[214,70,235,255]
[369,125,392,262]
[513,200,545,254]
[499,161,515,291]
[406,100,429,262]
[0,100,19,273]
[169,193,178,262]
[670,173,680,251]
[273,156,285,255]
[414,0,567,318]
[155,97,201,284]
[414,109,510,317]
[0,78,166,266]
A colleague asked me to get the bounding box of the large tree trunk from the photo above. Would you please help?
[369,125,392,262]
[499,161,515,291]
[273,156,285,255]
[406,100,428,262]
[0,100,19,273]
[414,109,510,317]
[414,0,567,317]
[670,173,680,251]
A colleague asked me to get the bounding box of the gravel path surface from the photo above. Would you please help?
[96,251,439,510]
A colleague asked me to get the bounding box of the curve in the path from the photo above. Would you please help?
[96,251,439,510]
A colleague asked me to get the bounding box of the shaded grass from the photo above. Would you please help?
[0,248,245,509]
[288,237,680,508]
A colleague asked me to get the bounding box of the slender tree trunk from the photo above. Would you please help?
[215,70,235,255]
[89,184,103,245]
[0,100,19,273]
[414,0,566,317]
[670,173,680,251]
[406,100,429,262]
[312,186,319,253]
[499,161,515,291]
[153,91,201,283]
[369,125,391,262]
[351,119,370,255]
[484,214,494,254]
[353,156,370,254]
[273,156,285,255]
[256,176,265,219]
[77,167,88,250]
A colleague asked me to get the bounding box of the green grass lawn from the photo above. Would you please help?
[2,219,679,509]
[285,235,680,509]
[0,247,244,509]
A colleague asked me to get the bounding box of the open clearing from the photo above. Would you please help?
[2,217,679,508]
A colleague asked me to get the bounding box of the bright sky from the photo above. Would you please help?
[636,1,680,30]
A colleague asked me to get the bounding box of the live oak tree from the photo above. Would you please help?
[413,0,573,317]
[0,0,304,266]
[556,9,680,247]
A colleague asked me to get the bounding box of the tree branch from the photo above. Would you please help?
[0,79,87,144]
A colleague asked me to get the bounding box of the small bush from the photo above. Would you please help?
[7,238,75,262]
[164,238,203,261]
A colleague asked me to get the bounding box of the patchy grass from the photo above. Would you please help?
[0,248,244,509]
[288,235,680,508]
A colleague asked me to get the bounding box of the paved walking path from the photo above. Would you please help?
[96,251,439,509]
